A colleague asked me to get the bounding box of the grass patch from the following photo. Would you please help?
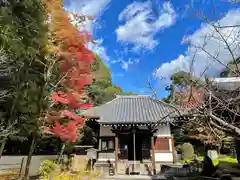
[180,155,237,166]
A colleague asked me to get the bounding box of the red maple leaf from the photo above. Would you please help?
[44,2,95,143]
[51,91,68,104]
[51,120,84,142]
[60,60,72,73]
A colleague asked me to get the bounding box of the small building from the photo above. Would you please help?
[83,95,179,174]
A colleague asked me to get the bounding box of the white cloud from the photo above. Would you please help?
[111,59,120,64]
[68,0,110,16]
[65,0,111,64]
[87,39,110,63]
[116,1,176,50]
[120,59,139,71]
[111,58,139,71]
[155,9,240,82]
[65,0,111,33]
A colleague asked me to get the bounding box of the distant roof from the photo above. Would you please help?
[208,77,240,91]
[175,77,240,109]
[83,95,179,124]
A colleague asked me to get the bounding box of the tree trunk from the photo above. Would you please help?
[0,102,17,159]
[237,152,240,164]
[0,137,7,159]
[234,138,240,164]
[0,92,19,160]
[236,145,240,164]
[24,134,37,179]
[57,143,66,164]
[217,144,222,155]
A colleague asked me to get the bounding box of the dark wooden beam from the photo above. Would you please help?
[171,136,176,163]
[102,122,166,127]
[151,136,156,175]
[110,124,157,134]
[114,134,119,174]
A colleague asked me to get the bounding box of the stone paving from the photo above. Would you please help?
[97,174,152,180]
[98,175,240,180]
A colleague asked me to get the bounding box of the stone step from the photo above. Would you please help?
[118,163,153,175]
[95,161,164,175]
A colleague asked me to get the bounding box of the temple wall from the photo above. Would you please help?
[154,152,173,162]
[154,124,171,137]
[98,152,115,162]
[99,123,172,137]
[154,124,173,162]
[99,126,114,136]
[97,124,174,163]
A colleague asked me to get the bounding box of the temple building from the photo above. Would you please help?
[83,95,179,175]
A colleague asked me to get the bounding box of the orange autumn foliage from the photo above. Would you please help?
[44,0,95,142]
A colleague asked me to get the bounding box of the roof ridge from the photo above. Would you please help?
[90,96,120,108]
[151,98,181,114]
[104,96,120,105]
[208,77,240,82]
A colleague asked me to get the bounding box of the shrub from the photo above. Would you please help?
[40,172,101,180]
[176,144,182,152]
[39,159,60,179]
[181,143,194,160]
[39,159,101,180]
[212,155,237,166]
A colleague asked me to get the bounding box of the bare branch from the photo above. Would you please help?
[209,113,240,136]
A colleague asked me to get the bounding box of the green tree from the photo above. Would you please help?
[87,54,137,106]
[220,57,240,77]
[123,92,138,96]
[171,71,204,89]
[162,96,171,103]
[163,71,204,104]
[0,0,49,177]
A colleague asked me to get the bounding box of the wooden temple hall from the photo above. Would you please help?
[83,95,179,175]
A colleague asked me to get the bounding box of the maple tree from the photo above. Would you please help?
[44,0,95,144]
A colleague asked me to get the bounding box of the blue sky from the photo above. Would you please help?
[64,0,240,98]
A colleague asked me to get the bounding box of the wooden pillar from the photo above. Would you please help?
[98,139,102,151]
[171,136,176,163]
[115,134,119,174]
[151,136,156,175]
[133,128,136,173]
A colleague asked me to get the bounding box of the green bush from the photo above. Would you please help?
[181,142,194,160]
[180,155,237,166]
[39,159,101,180]
[176,144,182,152]
[39,159,60,178]
[212,155,237,166]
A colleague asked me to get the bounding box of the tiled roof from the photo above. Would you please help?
[83,95,179,124]
[209,77,240,91]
